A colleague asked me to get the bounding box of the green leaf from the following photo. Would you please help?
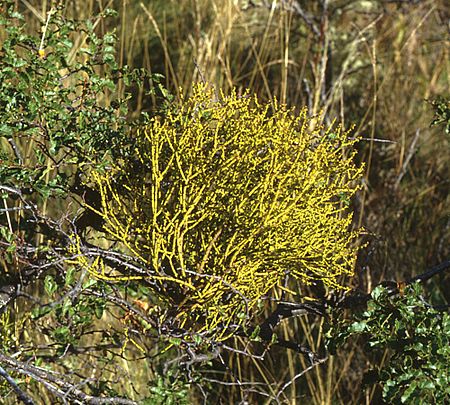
[49,138,58,155]
[0,123,13,137]
[400,381,417,403]
[53,326,70,342]
[371,285,386,301]
[192,334,203,345]
[169,337,182,346]
[83,278,97,289]
[61,298,72,318]
[0,226,14,242]
[94,300,105,319]
[250,325,261,341]
[349,321,367,333]
[44,275,58,296]
[6,242,16,253]
[31,305,52,320]
[65,267,76,286]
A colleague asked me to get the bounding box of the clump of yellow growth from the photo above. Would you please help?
[73,84,363,340]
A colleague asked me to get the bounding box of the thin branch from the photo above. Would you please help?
[0,353,137,404]
[407,259,450,284]
[275,356,328,401]
[334,259,450,309]
[0,364,36,405]
[281,0,321,37]
[394,128,420,188]
[7,138,23,165]
[0,205,35,213]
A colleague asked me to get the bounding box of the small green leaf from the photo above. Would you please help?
[31,305,52,319]
[6,242,16,253]
[169,337,182,346]
[61,298,72,318]
[94,300,105,319]
[250,325,261,341]
[53,326,70,341]
[44,275,58,296]
[371,285,386,301]
[400,381,417,403]
[65,267,76,286]
[192,334,203,345]
[0,123,13,137]
[83,278,97,289]
[349,321,367,333]
[49,138,58,155]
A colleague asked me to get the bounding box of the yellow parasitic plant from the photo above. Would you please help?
[70,83,364,341]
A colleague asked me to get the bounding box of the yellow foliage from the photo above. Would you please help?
[72,84,364,340]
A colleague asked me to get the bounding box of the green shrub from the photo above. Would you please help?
[0,0,152,199]
[0,2,162,402]
[328,283,450,404]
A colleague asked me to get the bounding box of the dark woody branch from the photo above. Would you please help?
[0,363,35,405]
[234,259,450,361]
[333,259,450,309]
[0,352,138,405]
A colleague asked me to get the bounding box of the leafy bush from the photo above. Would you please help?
[72,84,364,341]
[0,2,163,402]
[144,371,191,405]
[328,283,450,404]
[0,0,152,199]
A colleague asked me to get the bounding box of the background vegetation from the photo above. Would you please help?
[0,0,449,404]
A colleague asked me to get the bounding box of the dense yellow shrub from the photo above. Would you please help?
[73,84,363,340]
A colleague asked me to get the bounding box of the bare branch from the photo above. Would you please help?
[0,364,36,405]
[275,355,328,401]
[0,352,138,405]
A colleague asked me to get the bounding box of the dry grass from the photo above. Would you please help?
[8,0,450,403]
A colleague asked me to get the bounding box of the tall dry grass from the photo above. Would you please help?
[9,0,450,403]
